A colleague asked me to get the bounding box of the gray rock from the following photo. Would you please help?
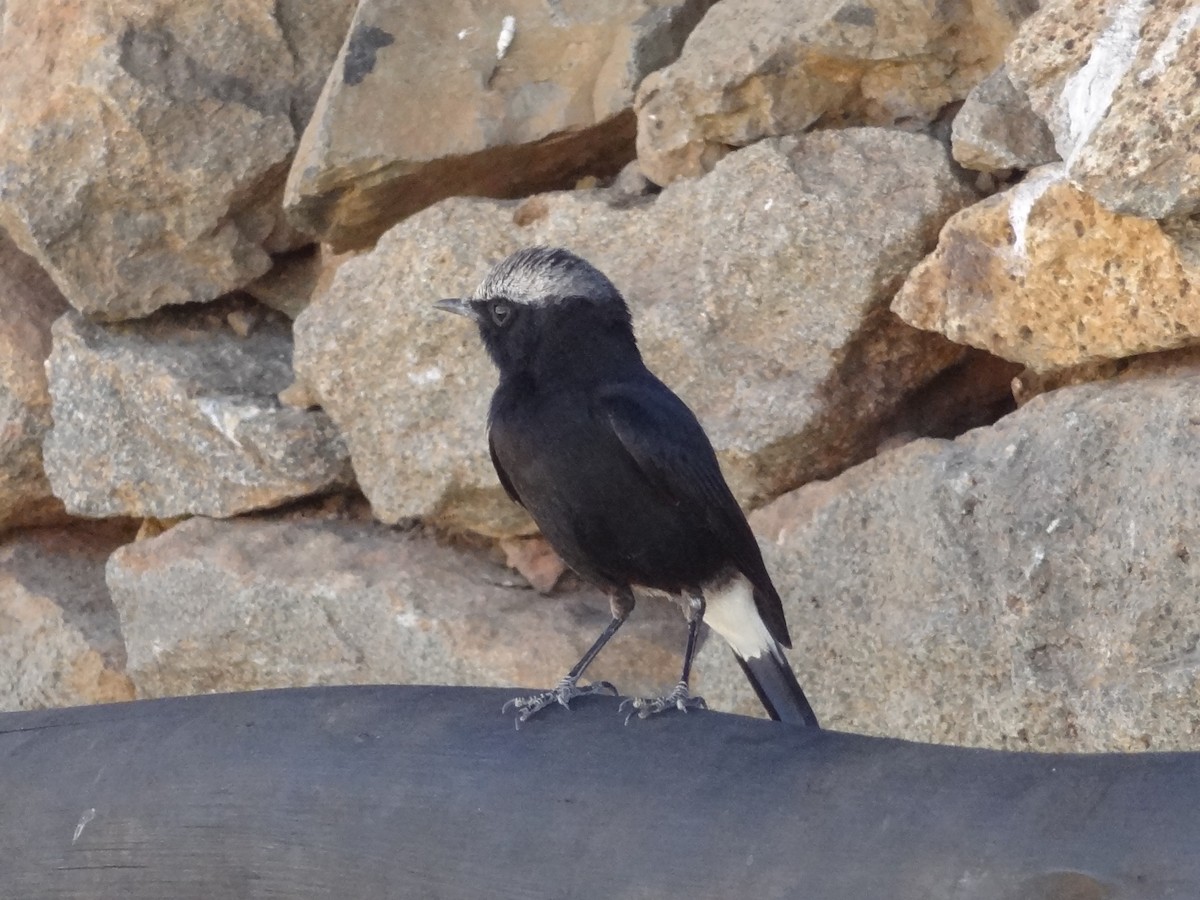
[0,0,355,319]
[243,246,336,321]
[44,302,353,519]
[634,0,1038,184]
[1008,0,1200,219]
[0,232,70,531]
[0,522,137,711]
[722,372,1200,751]
[106,516,686,702]
[295,128,976,536]
[284,0,718,250]
[951,65,1059,174]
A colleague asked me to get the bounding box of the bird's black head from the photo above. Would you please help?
[436,247,639,380]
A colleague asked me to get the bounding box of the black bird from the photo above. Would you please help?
[436,247,818,728]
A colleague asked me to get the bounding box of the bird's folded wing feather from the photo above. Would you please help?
[489,434,524,508]
[596,381,778,596]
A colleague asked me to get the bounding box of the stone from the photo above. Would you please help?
[634,0,1039,185]
[1012,345,1200,406]
[499,536,568,594]
[1007,0,1200,219]
[875,348,1022,448]
[892,165,1200,373]
[0,0,354,320]
[717,372,1200,751]
[295,128,976,535]
[951,65,1059,174]
[0,233,71,532]
[0,522,137,711]
[44,300,354,519]
[284,0,718,250]
[106,516,686,701]
[243,245,344,320]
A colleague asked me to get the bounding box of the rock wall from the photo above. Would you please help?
[1,0,1196,752]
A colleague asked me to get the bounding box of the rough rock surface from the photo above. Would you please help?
[295,129,975,535]
[1012,345,1200,406]
[243,246,343,321]
[1007,0,1200,219]
[951,65,1059,174]
[284,0,718,250]
[44,302,353,519]
[634,0,1038,184]
[0,523,137,711]
[892,165,1200,373]
[714,372,1200,751]
[0,0,354,319]
[0,233,70,531]
[106,516,687,701]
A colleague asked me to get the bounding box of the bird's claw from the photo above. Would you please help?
[619,682,706,725]
[503,678,618,728]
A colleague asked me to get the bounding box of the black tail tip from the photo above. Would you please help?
[734,650,820,728]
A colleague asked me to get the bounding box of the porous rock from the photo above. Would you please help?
[295,128,976,536]
[284,0,719,250]
[44,302,353,519]
[0,0,354,319]
[892,165,1200,373]
[1007,0,1200,219]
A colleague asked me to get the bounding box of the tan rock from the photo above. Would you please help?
[1007,0,1200,219]
[500,536,568,594]
[295,129,975,535]
[892,166,1200,373]
[1012,345,1200,405]
[284,0,719,250]
[716,372,1200,751]
[0,522,137,711]
[0,232,71,532]
[0,0,354,319]
[44,301,354,518]
[106,516,686,702]
[634,0,1037,185]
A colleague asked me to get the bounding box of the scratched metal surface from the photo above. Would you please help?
[0,685,1197,899]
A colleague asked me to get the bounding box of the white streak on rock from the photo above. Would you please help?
[1057,0,1150,165]
[196,398,263,448]
[1006,164,1065,267]
[496,16,516,60]
[1138,6,1200,84]
[407,366,443,386]
[72,808,96,844]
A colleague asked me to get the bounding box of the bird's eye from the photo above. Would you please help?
[490,300,513,326]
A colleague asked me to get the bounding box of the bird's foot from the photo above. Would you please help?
[502,676,618,728]
[619,681,706,724]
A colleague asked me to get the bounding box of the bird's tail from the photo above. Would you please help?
[734,647,820,728]
[702,574,820,727]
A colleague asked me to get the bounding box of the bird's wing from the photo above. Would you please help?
[597,379,790,646]
[488,432,525,508]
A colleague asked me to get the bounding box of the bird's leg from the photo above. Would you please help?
[621,592,708,723]
[503,588,633,727]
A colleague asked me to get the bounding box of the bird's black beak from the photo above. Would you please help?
[435,298,480,321]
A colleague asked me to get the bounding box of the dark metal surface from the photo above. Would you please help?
[0,685,1196,899]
